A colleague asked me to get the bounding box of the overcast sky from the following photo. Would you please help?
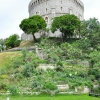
[0,0,100,39]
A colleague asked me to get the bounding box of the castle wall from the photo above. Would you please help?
[21,0,84,40]
[28,0,84,27]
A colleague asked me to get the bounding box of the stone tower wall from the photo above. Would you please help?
[21,0,84,40]
[28,0,84,27]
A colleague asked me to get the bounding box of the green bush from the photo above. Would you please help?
[5,34,21,49]
[43,81,57,90]
[31,80,42,91]
[21,48,28,59]
[0,83,7,91]
[89,50,100,68]
[85,81,93,89]
[60,42,82,59]
[22,62,33,77]
[8,85,19,95]
[77,70,87,78]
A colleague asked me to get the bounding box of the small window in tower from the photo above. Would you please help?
[61,1,62,4]
[36,12,39,15]
[61,7,62,11]
[46,8,47,13]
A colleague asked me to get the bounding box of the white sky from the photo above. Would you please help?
[0,0,100,39]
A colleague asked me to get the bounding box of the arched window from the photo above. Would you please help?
[45,17,48,24]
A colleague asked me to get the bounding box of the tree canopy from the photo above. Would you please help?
[19,15,47,42]
[80,17,100,49]
[0,39,5,51]
[5,34,20,49]
[51,14,81,41]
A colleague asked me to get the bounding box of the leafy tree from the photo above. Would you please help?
[89,50,100,68]
[19,15,47,42]
[76,38,91,52]
[80,17,100,49]
[88,50,100,81]
[5,34,20,48]
[51,14,81,41]
[0,39,5,51]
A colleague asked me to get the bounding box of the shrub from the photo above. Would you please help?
[85,81,93,89]
[77,70,87,78]
[43,81,57,90]
[88,68,100,80]
[31,80,42,91]
[21,48,28,59]
[55,62,64,72]
[5,34,20,49]
[22,62,33,77]
[60,42,82,59]
[0,75,8,79]
[12,57,23,68]
[0,83,7,91]
[89,50,100,68]
[8,85,19,96]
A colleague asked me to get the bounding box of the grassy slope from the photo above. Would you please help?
[0,52,21,68]
[0,95,100,100]
[19,40,34,47]
[0,40,34,68]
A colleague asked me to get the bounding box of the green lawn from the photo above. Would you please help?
[0,95,100,100]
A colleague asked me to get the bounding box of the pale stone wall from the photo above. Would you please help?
[57,84,69,90]
[21,33,33,40]
[28,0,84,27]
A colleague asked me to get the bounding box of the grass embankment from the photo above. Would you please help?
[0,52,21,68]
[19,40,34,47]
[0,95,99,100]
[0,40,34,67]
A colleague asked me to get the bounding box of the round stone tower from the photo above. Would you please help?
[28,0,84,28]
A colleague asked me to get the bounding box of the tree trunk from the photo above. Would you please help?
[62,33,65,42]
[32,34,36,42]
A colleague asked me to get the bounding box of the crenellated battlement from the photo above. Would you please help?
[28,0,84,13]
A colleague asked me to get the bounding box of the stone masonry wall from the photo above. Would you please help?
[29,0,84,27]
